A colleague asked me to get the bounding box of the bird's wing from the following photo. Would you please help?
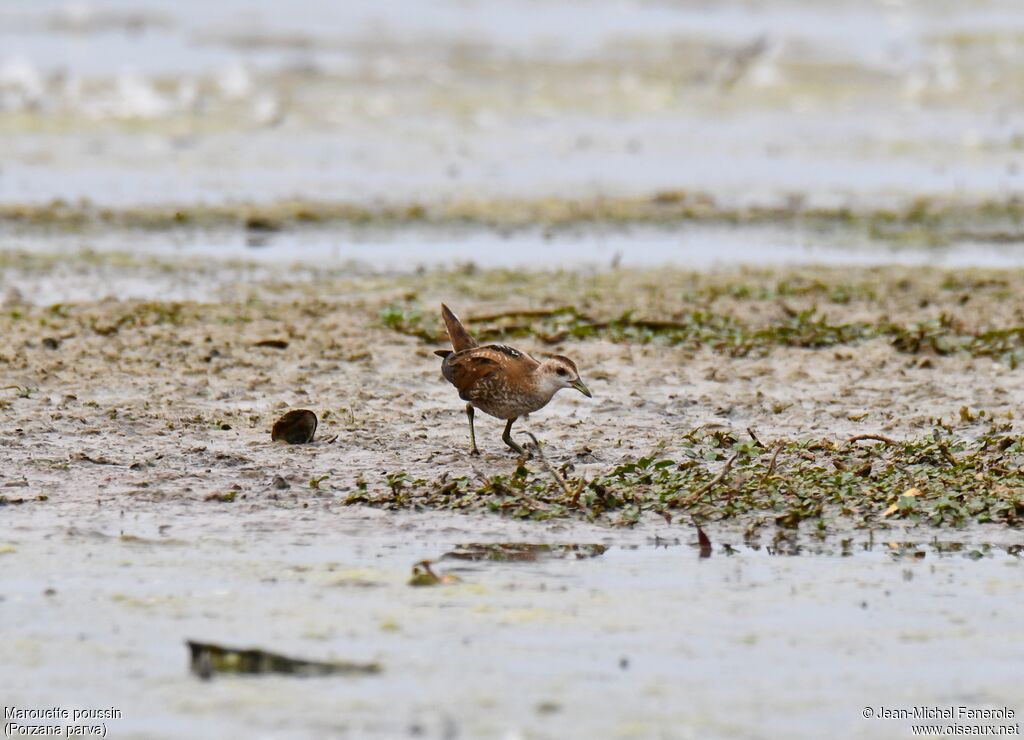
[480,344,541,374]
[443,345,539,395]
[444,351,501,394]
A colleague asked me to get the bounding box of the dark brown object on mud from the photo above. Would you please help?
[271,409,318,444]
[254,338,289,349]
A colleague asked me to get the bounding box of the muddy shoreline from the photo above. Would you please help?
[4,193,1024,245]
[4,252,1024,532]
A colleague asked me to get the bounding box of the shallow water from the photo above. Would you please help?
[7,225,1024,305]
[3,503,1021,739]
[3,0,1024,206]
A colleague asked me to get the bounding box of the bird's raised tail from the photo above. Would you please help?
[440,303,478,352]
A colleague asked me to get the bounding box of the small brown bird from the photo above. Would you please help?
[434,304,592,455]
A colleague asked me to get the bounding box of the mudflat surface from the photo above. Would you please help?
[4,257,1024,510]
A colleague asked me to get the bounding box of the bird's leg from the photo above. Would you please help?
[502,417,528,457]
[465,403,480,455]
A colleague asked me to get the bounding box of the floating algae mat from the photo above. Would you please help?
[441,542,608,562]
[407,560,462,587]
[187,640,381,679]
[7,195,1024,247]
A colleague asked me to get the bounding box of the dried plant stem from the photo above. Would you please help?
[672,453,739,508]
[763,443,782,481]
[522,432,586,506]
[937,442,958,467]
[846,433,899,447]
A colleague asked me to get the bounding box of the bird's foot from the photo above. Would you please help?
[502,418,532,458]
[507,441,531,459]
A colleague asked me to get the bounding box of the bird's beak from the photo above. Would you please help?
[571,379,593,398]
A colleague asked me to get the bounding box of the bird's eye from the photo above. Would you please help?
[556,367,568,376]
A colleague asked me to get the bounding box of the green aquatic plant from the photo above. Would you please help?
[381,302,1024,366]
[345,428,1024,529]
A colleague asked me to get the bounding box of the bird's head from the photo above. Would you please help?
[537,355,592,398]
